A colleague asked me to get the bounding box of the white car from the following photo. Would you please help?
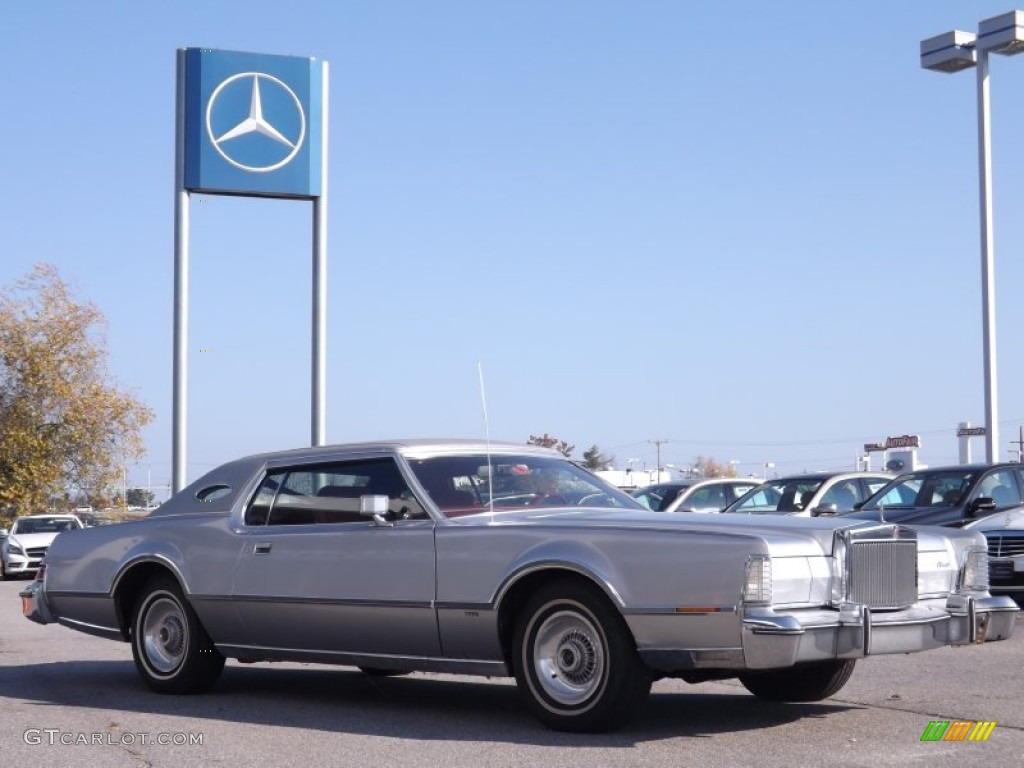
[965,508,1024,603]
[632,478,763,513]
[1,515,83,579]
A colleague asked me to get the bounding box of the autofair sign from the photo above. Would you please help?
[864,434,921,452]
[957,426,987,437]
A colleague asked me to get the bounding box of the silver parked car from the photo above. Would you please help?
[632,478,762,513]
[21,440,1018,732]
[723,472,893,517]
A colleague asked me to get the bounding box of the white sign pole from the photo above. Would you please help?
[311,62,328,446]
[172,49,191,493]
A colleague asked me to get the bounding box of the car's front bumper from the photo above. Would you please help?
[20,577,54,625]
[4,553,43,576]
[738,594,1017,669]
[635,594,1018,673]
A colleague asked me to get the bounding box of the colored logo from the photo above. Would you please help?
[206,72,306,173]
[920,720,996,742]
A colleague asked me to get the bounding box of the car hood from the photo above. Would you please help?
[965,509,1024,531]
[453,506,908,555]
[843,507,961,525]
[7,532,61,549]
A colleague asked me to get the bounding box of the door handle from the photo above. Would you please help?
[254,542,272,555]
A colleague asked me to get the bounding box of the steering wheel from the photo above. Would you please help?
[575,492,611,506]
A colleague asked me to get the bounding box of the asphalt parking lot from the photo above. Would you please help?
[0,579,1020,768]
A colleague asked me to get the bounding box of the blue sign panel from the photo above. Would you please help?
[184,48,323,198]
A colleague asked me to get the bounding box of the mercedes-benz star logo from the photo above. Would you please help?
[205,72,306,173]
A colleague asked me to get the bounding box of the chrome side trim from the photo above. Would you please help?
[55,616,123,641]
[493,561,625,608]
[217,595,433,609]
[110,554,188,596]
[216,644,508,677]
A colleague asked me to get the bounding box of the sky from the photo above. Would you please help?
[4,1,1024,497]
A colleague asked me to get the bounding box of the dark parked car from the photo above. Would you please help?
[844,463,1024,528]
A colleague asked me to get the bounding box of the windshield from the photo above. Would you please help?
[725,479,824,515]
[861,470,977,511]
[407,455,644,518]
[12,516,82,534]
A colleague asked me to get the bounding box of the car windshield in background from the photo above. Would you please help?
[725,479,825,515]
[12,517,81,534]
[631,483,691,511]
[407,454,643,518]
[860,470,979,511]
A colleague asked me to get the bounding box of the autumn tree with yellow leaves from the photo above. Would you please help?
[0,264,153,515]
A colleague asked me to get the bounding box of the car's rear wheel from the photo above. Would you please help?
[738,659,857,701]
[513,579,651,733]
[131,576,224,694]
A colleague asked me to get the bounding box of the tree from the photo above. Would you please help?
[527,433,575,458]
[125,488,155,508]
[581,444,613,471]
[0,264,153,514]
[691,456,736,478]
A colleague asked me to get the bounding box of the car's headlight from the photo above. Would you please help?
[831,534,848,604]
[7,540,25,557]
[958,546,990,592]
[742,554,772,605]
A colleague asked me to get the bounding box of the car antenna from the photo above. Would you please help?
[879,502,886,524]
[477,361,495,522]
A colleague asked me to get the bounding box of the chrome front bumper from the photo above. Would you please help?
[20,578,54,625]
[740,594,1018,669]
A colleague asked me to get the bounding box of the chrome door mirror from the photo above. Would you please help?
[360,495,392,525]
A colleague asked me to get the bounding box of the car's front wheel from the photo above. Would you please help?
[738,659,857,701]
[131,576,225,694]
[513,579,651,733]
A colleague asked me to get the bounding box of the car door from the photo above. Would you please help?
[970,467,1024,522]
[231,458,440,657]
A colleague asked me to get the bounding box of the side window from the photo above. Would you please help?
[818,481,859,512]
[245,471,285,526]
[976,469,1022,509]
[684,485,726,511]
[247,459,427,527]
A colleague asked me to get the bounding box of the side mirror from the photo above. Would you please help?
[811,503,838,517]
[359,495,392,525]
[968,497,996,517]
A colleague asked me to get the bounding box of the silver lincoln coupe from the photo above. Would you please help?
[21,440,1018,732]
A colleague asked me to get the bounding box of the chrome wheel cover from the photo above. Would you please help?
[142,595,187,674]
[532,608,606,706]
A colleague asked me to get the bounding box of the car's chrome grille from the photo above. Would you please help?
[25,547,48,558]
[847,539,918,610]
[985,533,1024,558]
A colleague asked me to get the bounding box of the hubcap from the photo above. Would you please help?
[142,595,187,674]
[533,608,605,705]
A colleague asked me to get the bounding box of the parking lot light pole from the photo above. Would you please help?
[920,12,1024,463]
